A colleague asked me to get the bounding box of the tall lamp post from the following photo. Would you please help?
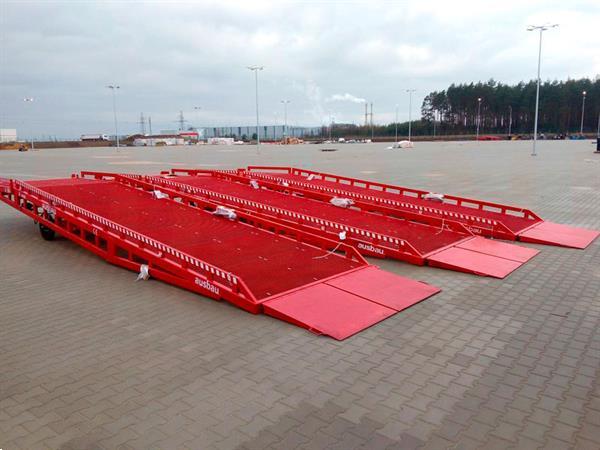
[406,89,416,141]
[193,106,201,130]
[106,85,120,149]
[476,97,482,140]
[394,104,399,143]
[23,97,35,150]
[527,23,558,156]
[281,100,290,140]
[580,91,587,135]
[508,105,512,136]
[247,66,264,147]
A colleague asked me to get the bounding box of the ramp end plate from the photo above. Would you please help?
[263,267,440,340]
[427,237,539,278]
[518,221,600,249]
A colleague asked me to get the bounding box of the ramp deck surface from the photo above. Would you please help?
[169,175,464,256]
[29,178,359,300]
[155,173,538,278]
[245,167,599,248]
[1,176,441,339]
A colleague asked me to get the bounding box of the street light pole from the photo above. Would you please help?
[476,97,482,140]
[580,91,587,135]
[395,104,399,143]
[107,85,120,149]
[508,105,512,136]
[527,23,558,156]
[406,89,416,141]
[281,100,290,140]
[23,97,35,150]
[247,66,264,148]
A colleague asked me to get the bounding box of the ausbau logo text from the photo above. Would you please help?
[357,242,385,255]
[195,277,220,295]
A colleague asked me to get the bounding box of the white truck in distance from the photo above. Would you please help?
[81,134,109,141]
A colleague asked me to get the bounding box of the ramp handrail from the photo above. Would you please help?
[246,166,542,223]
[13,178,254,302]
[243,169,523,236]
[138,173,423,259]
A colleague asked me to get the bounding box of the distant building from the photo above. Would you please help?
[133,135,184,146]
[202,125,321,140]
[0,129,17,143]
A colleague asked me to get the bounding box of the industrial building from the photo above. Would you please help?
[0,129,17,143]
[202,125,321,140]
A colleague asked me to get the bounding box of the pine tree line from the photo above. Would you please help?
[420,78,599,135]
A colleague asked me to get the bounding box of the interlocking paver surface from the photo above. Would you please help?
[1,140,599,449]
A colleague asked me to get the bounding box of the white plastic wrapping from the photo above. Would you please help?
[250,180,259,189]
[388,140,414,149]
[330,197,355,208]
[152,190,169,199]
[423,192,445,202]
[137,264,150,281]
[214,205,237,220]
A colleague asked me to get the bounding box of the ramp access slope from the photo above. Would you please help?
[0,175,440,340]
[154,170,537,278]
[244,166,599,249]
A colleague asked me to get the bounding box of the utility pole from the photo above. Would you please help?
[106,85,120,149]
[527,23,558,156]
[406,89,416,142]
[364,103,368,127]
[580,91,587,135]
[247,66,264,148]
[23,97,35,150]
[433,110,437,137]
[148,116,153,146]
[476,97,482,140]
[508,105,512,136]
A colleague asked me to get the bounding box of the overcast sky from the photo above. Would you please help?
[1,0,599,139]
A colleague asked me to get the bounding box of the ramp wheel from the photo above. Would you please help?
[39,224,56,241]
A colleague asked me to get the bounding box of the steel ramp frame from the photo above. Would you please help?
[242,166,599,249]
[147,170,537,278]
[1,173,440,340]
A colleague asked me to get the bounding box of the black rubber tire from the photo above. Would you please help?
[39,224,56,241]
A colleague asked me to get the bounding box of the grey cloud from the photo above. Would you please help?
[1,0,598,139]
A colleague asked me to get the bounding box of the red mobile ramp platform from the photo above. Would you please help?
[132,170,538,278]
[0,175,441,340]
[243,166,599,249]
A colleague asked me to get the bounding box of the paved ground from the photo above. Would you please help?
[1,140,599,450]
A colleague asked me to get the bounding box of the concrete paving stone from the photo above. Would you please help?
[2,141,599,449]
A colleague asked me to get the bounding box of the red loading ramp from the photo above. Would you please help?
[0,174,443,339]
[264,267,440,340]
[242,166,541,239]
[160,172,539,278]
[241,167,599,249]
[518,221,600,249]
[427,237,539,278]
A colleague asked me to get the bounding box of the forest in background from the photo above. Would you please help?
[420,78,599,136]
[323,77,598,139]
